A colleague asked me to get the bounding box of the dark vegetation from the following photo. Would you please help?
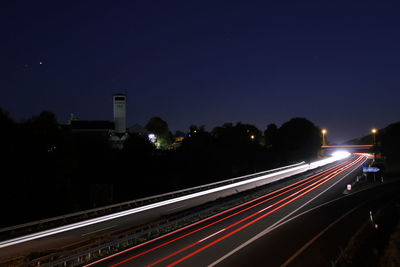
[350,121,400,177]
[1,107,397,227]
[338,122,400,266]
[335,190,400,267]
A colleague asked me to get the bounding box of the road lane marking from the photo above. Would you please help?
[0,163,312,249]
[94,162,350,266]
[257,205,274,213]
[208,157,366,267]
[281,206,359,267]
[158,164,352,266]
[199,229,226,243]
[166,158,364,267]
[125,161,355,267]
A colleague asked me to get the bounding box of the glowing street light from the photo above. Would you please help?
[250,135,255,140]
[371,128,377,144]
[322,129,327,146]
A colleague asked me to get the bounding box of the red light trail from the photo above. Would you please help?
[88,155,365,267]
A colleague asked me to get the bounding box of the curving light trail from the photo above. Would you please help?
[0,155,348,249]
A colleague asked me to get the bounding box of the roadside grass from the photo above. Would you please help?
[379,204,400,267]
[333,198,400,267]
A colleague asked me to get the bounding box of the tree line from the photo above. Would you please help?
[2,107,397,226]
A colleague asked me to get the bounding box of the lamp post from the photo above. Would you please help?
[250,134,256,172]
[371,128,377,144]
[371,128,378,161]
[322,129,327,146]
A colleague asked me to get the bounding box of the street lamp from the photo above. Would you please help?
[250,135,255,140]
[371,128,377,144]
[322,129,327,146]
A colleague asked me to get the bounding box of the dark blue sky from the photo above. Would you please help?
[1,1,399,143]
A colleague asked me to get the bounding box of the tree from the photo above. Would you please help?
[210,122,264,175]
[264,123,278,148]
[123,132,154,155]
[189,125,205,134]
[145,117,173,149]
[0,108,13,127]
[381,122,400,164]
[0,108,16,193]
[174,130,185,138]
[212,122,261,144]
[277,118,321,162]
[0,108,15,151]
[23,111,61,154]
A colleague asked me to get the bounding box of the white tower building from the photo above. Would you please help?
[113,94,126,134]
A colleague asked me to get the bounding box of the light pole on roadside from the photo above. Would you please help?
[322,129,327,146]
[371,128,377,145]
[371,128,378,161]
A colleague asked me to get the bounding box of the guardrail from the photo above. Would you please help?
[45,156,346,267]
[0,155,352,267]
[0,161,305,237]
[47,199,236,267]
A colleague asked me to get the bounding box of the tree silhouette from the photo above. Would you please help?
[277,118,321,162]
[264,123,278,148]
[145,117,173,149]
[0,108,15,153]
[381,122,400,164]
[0,107,344,227]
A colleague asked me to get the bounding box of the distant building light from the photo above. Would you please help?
[148,133,157,143]
[175,137,184,142]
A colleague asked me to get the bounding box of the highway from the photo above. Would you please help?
[217,177,400,267]
[87,154,367,266]
[0,155,345,263]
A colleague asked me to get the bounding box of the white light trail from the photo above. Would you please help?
[0,155,347,248]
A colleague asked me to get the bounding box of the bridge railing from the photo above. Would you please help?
[321,144,374,148]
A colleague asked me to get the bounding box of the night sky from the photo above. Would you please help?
[1,1,399,143]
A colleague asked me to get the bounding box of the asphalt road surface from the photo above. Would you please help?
[0,158,337,261]
[88,154,367,267]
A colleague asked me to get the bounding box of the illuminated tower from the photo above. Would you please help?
[113,94,126,134]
